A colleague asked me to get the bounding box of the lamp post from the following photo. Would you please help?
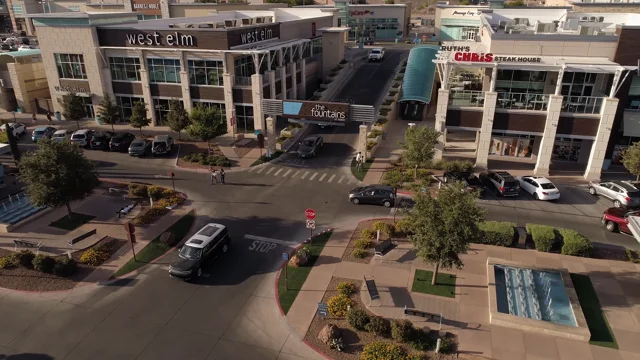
[230,108,236,148]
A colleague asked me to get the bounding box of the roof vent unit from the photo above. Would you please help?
[185,24,195,28]
[168,24,176,28]
[578,25,597,35]
[514,17,529,25]
[580,16,589,22]
[215,22,226,29]
[589,16,597,22]
[198,23,213,28]
[565,18,579,30]
[241,18,253,26]
[498,20,508,29]
[224,19,238,28]
[504,25,513,33]
[255,17,264,24]
[597,16,604,22]
[535,21,544,33]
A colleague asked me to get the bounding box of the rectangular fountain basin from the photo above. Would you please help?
[487,257,591,341]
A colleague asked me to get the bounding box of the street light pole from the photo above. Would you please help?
[231,108,236,148]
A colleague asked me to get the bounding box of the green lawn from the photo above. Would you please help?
[411,269,457,298]
[0,131,7,144]
[49,212,96,231]
[251,151,284,166]
[278,230,333,314]
[570,273,618,349]
[351,158,374,181]
[112,210,196,278]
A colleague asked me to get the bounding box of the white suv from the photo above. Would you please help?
[368,48,385,62]
[70,129,94,148]
[2,123,26,138]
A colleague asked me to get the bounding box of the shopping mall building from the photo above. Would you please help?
[27,8,350,136]
[430,6,640,179]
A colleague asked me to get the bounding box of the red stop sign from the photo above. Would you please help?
[305,208,316,220]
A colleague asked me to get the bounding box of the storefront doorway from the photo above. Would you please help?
[398,101,425,121]
[488,132,534,158]
[552,137,582,162]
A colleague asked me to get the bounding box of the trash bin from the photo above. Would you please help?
[54,111,61,121]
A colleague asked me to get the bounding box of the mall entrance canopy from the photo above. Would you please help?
[398,45,440,105]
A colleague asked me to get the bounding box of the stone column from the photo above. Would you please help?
[137,51,157,126]
[584,97,619,180]
[222,73,235,135]
[251,73,264,133]
[300,59,307,100]
[534,95,563,176]
[359,124,368,162]
[278,66,286,99]
[25,19,35,36]
[291,61,298,100]
[124,0,133,12]
[474,131,480,155]
[160,0,170,19]
[475,92,497,171]
[178,52,192,113]
[266,116,276,156]
[267,70,276,99]
[433,89,449,161]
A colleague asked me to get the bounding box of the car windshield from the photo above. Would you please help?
[540,183,556,190]
[371,50,381,54]
[302,140,315,147]
[53,133,65,138]
[131,141,143,147]
[178,245,202,260]
[504,180,519,188]
[71,134,85,139]
[92,135,105,140]
[34,130,44,135]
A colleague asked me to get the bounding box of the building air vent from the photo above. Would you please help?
[241,18,253,25]
[589,16,597,22]
[256,17,264,24]
[514,17,529,25]
[504,25,513,33]
[498,20,508,29]
[224,19,237,28]
[198,23,213,28]
[597,16,604,22]
[580,16,589,21]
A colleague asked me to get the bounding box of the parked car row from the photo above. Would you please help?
[31,127,174,156]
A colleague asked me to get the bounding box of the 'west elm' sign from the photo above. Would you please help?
[126,31,195,47]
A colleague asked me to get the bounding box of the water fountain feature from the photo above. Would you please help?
[0,192,45,226]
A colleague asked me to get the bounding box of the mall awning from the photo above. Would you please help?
[623,110,640,137]
[398,45,440,105]
[626,216,640,246]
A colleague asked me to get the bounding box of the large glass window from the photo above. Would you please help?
[138,14,161,20]
[627,75,640,110]
[552,137,582,162]
[116,95,144,122]
[55,54,87,80]
[561,72,597,97]
[311,38,322,56]
[147,58,180,84]
[10,5,23,15]
[188,60,223,86]
[81,96,94,118]
[192,101,226,119]
[234,55,255,78]
[495,70,546,94]
[109,57,141,82]
[235,104,254,134]
[154,99,182,125]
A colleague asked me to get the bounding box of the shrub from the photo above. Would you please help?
[354,239,373,250]
[478,221,517,246]
[368,129,383,139]
[367,141,377,151]
[361,229,376,240]
[337,281,355,296]
[430,159,473,172]
[156,196,185,208]
[526,224,557,252]
[183,153,232,167]
[365,316,390,336]
[347,307,370,330]
[394,219,412,235]
[327,294,354,317]
[360,341,407,360]
[276,135,291,144]
[162,188,176,198]
[352,249,367,258]
[32,254,56,273]
[16,250,35,268]
[53,257,78,277]
[391,319,415,343]
[132,207,171,225]
[439,335,458,354]
[405,354,427,360]
[559,228,592,257]
[147,185,165,200]
[80,248,110,266]
[626,249,640,263]
[409,328,435,351]
[0,253,19,269]
[375,117,388,126]
[128,183,148,198]
[373,221,393,237]
[296,247,311,259]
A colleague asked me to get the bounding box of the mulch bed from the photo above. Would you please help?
[0,236,127,292]
[176,142,229,170]
[341,219,409,264]
[592,245,632,262]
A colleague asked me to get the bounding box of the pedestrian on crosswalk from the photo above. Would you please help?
[219,168,226,184]
[355,152,363,171]
[210,167,219,184]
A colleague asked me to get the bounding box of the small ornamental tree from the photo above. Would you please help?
[622,142,640,181]
[400,125,440,177]
[407,182,485,285]
[61,91,86,130]
[187,104,227,152]
[18,139,100,219]
[129,101,151,136]
[96,93,120,132]
[166,100,191,140]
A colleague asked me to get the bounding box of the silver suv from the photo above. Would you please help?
[588,180,640,208]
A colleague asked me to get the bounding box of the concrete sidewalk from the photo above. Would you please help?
[361,118,410,185]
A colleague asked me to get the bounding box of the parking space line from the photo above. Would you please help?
[338,176,344,184]
[244,234,297,246]
[318,174,327,182]
[292,170,301,178]
[248,166,257,172]
[283,169,292,177]
[328,174,336,183]
[274,168,283,176]
[266,167,275,175]
[256,167,266,174]
[301,171,310,179]
[309,173,318,181]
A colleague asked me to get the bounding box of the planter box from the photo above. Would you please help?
[277,137,294,151]
[372,124,384,132]
[280,127,300,138]
[320,82,331,89]
[381,104,392,110]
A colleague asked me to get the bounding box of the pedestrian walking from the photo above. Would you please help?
[210,167,219,184]
[219,168,226,184]
[46,112,52,125]
[31,113,37,124]
[355,152,363,171]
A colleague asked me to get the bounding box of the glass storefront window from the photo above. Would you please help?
[138,15,161,20]
[626,75,640,110]
[234,55,255,78]
[495,70,546,93]
[311,38,322,56]
[552,137,582,162]
[188,60,223,86]
[192,101,226,120]
[489,132,534,158]
[116,96,144,122]
[561,72,596,97]
[448,68,483,91]
[55,54,87,80]
[81,96,94,118]
[235,104,254,134]
[154,98,182,125]
[109,57,141,82]
[147,58,180,84]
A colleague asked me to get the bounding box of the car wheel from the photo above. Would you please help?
[605,221,617,232]
[383,200,392,208]
[589,187,596,195]
[351,198,360,205]
[614,200,622,208]
[533,193,539,200]
[196,267,202,278]
[222,243,228,253]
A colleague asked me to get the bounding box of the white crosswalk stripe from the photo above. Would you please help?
[292,170,300,178]
[256,166,266,174]
[318,174,327,182]
[274,168,283,176]
[283,169,292,177]
[338,176,344,184]
[249,165,360,186]
[309,173,318,181]
[301,171,310,179]
[266,167,275,175]
[248,166,257,172]
[328,174,336,183]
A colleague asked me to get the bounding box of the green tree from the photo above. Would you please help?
[622,142,640,181]
[400,125,440,177]
[166,100,191,140]
[407,182,485,285]
[382,168,406,222]
[18,139,100,219]
[61,92,86,130]
[3,122,21,164]
[187,104,227,152]
[459,0,470,4]
[129,101,151,136]
[96,93,120,132]
[505,0,524,6]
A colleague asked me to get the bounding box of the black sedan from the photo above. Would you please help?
[89,131,114,150]
[349,185,395,207]
[297,136,323,158]
[110,132,136,152]
[443,171,486,196]
[128,139,152,157]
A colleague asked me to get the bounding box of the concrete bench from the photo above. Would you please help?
[403,306,440,320]
[119,202,137,216]
[374,239,393,257]
[364,275,380,306]
[14,239,43,253]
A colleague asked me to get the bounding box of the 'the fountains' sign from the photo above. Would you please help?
[283,101,349,122]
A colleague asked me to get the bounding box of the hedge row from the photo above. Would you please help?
[526,223,592,257]
[477,221,517,247]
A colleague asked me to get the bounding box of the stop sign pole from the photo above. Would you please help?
[305,208,316,244]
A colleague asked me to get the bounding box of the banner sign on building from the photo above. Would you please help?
[439,42,541,63]
[350,10,375,17]
[131,0,162,16]
[283,101,349,122]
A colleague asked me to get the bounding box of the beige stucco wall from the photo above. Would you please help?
[489,39,618,59]
[7,61,50,113]
[85,5,126,13]
[572,4,640,13]
[280,16,333,41]
[545,0,571,6]
[169,3,286,18]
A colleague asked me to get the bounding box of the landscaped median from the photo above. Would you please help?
[277,230,333,315]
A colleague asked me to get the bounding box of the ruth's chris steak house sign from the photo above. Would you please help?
[283,101,349,122]
[442,45,541,63]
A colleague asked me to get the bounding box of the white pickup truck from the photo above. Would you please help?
[368,48,385,62]
[1,122,26,138]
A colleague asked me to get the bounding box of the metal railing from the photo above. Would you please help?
[233,76,252,87]
[448,90,484,108]
[561,96,603,115]
[496,92,550,111]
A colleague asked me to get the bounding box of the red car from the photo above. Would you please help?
[602,207,640,234]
